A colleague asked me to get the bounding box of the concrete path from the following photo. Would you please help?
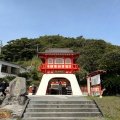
[28,95,88,101]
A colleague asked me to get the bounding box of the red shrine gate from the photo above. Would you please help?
[36,48,82,95]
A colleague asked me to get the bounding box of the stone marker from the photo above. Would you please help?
[0,77,28,119]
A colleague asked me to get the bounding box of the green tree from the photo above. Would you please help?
[99,50,120,95]
[102,74,120,95]
[76,68,88,86]
[99,50,120,73]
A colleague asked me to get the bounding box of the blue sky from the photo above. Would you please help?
[0,0,120,46]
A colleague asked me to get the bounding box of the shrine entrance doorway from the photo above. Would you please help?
[46,78,72,95]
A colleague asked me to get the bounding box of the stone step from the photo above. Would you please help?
[23,112,102,118]
[22,116,103,120]
[29,100,94,104]
[27,104,97,108]
[22,97,103,120]
[26,108,100,112]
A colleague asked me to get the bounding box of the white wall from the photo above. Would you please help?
[36,74,82,95]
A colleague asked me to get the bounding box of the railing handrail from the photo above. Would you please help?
[40,63,79,69]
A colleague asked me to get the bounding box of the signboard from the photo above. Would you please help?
[91,74,100,86]
[54,70,65,74]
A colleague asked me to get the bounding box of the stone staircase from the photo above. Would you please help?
[22,96,103,120]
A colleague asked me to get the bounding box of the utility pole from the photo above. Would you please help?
[37,44,38,57]
[0,40,2,54]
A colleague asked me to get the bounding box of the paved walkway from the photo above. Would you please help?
[28,95,89,101]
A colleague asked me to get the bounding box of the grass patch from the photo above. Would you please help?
[88,96,120,120]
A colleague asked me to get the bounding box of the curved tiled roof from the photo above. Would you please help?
[45,48,73,53]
